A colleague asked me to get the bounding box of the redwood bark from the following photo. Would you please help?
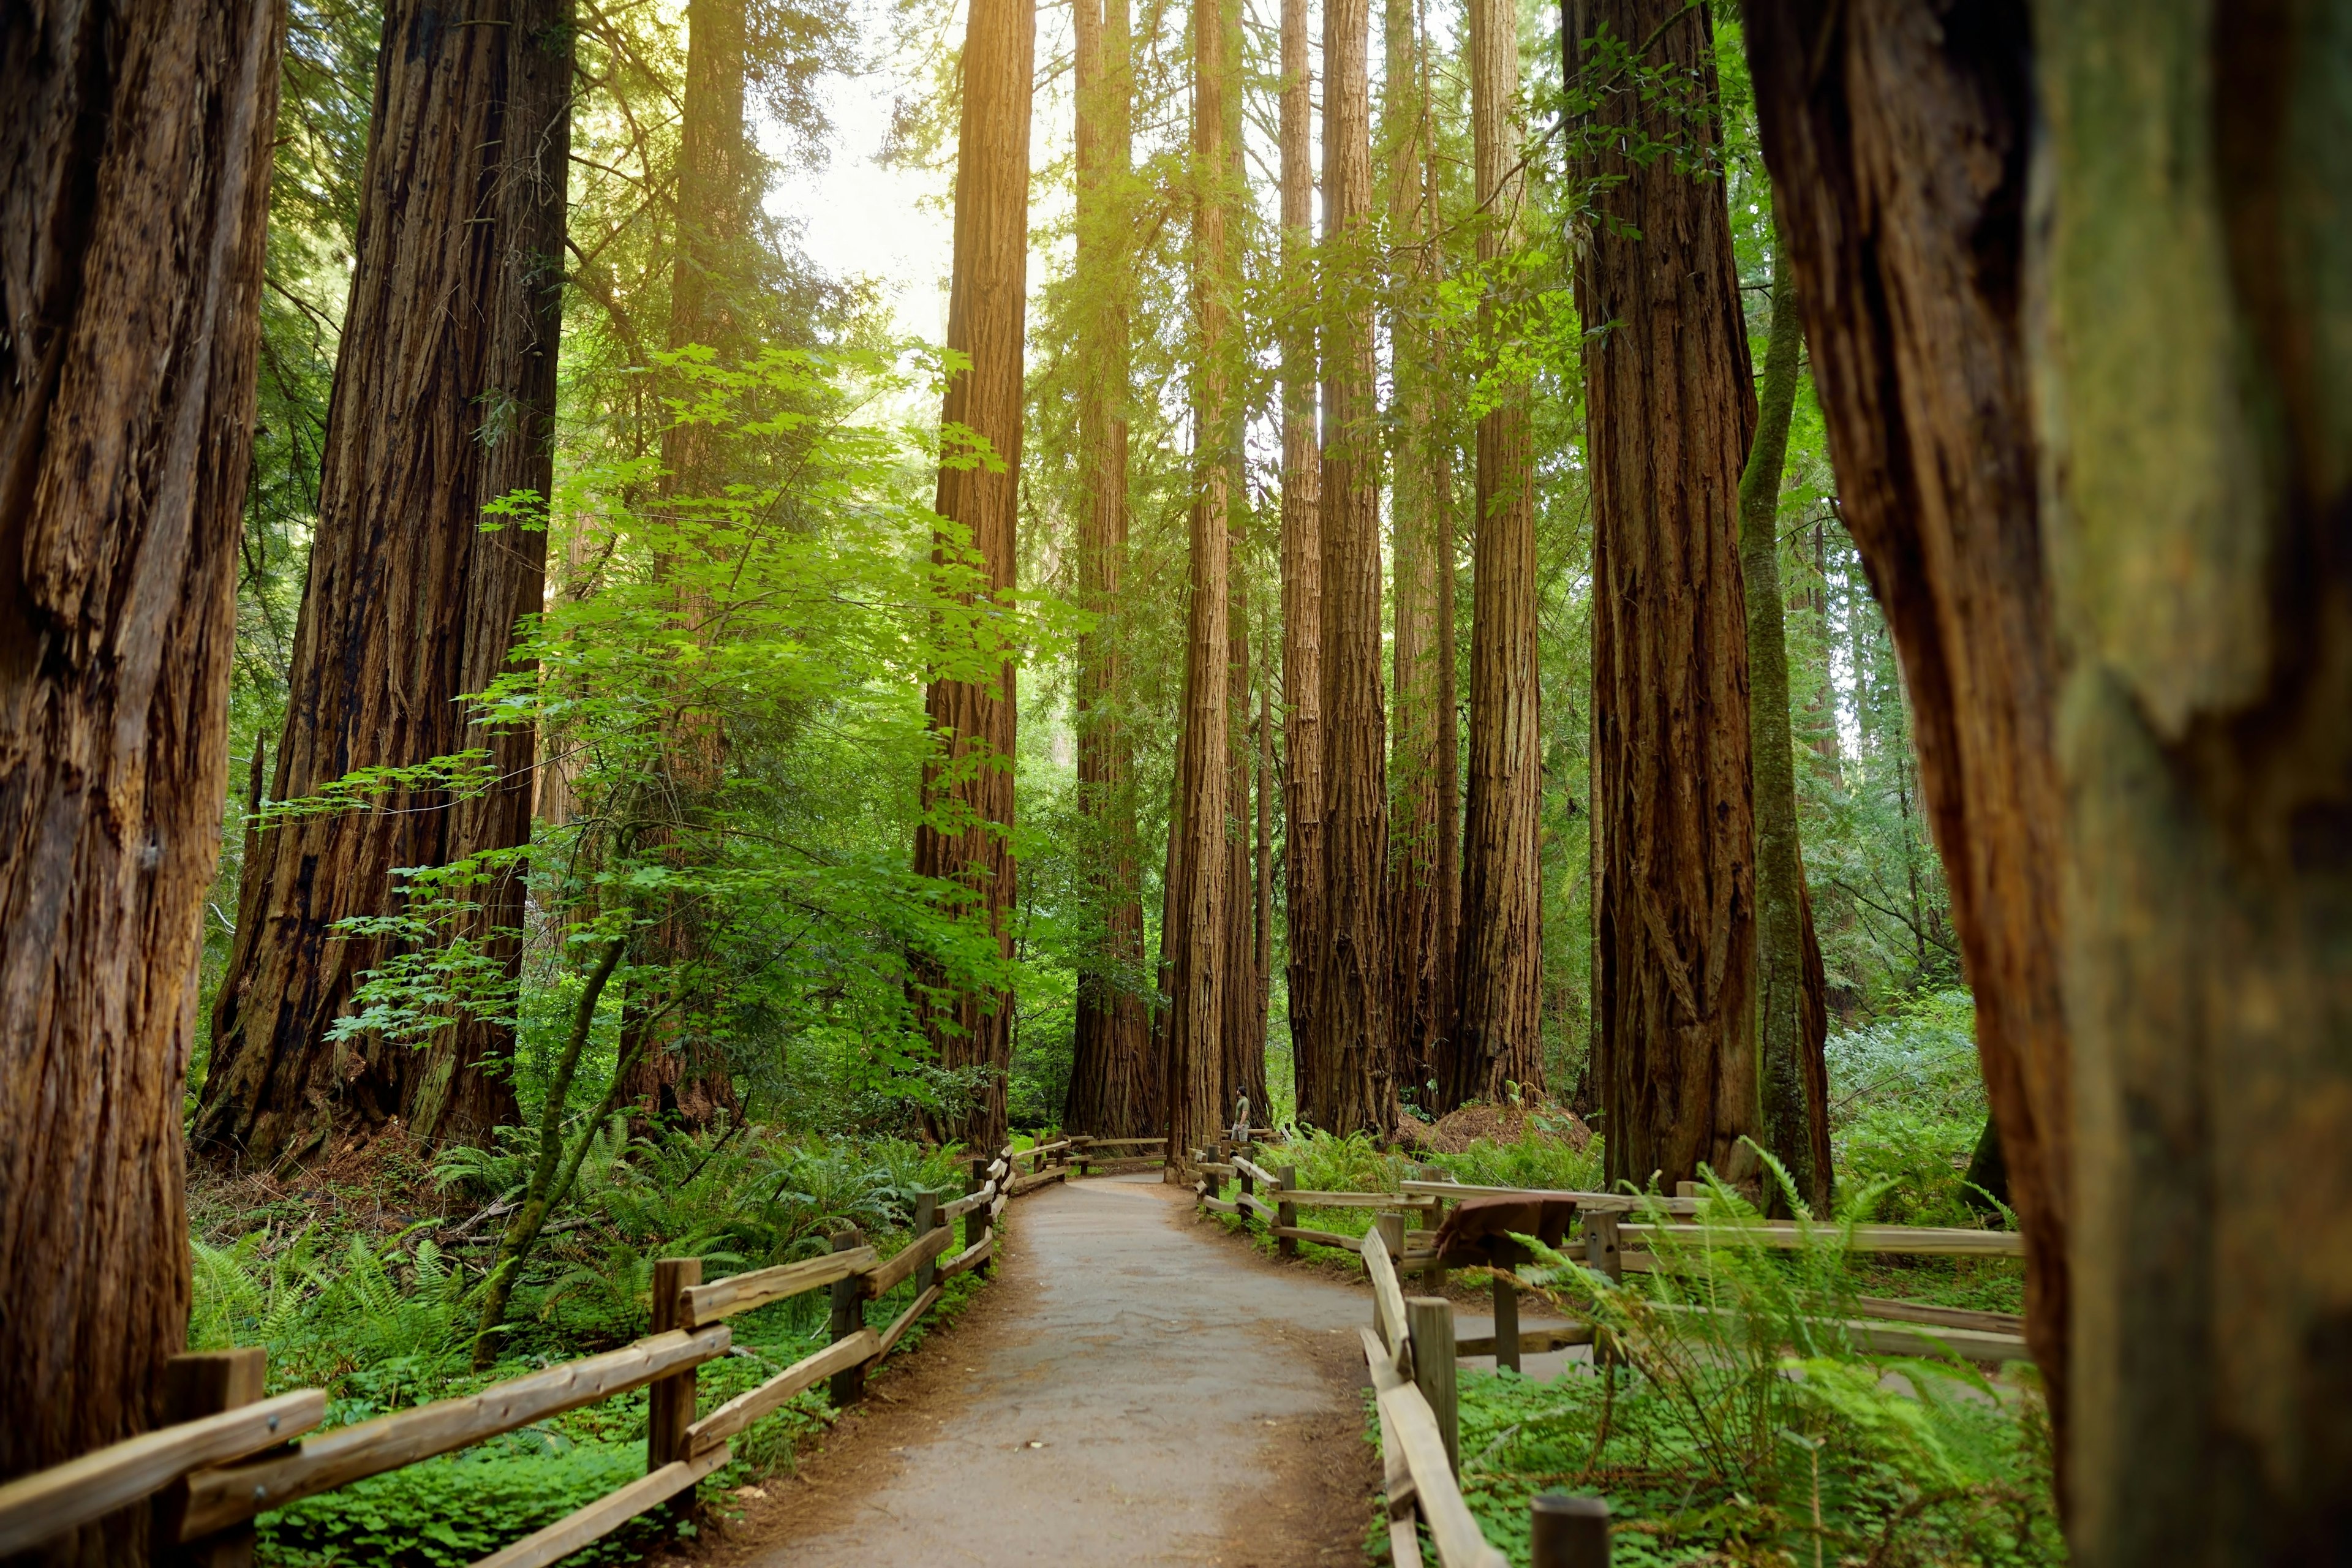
[1575,0,1761,1193]
[1743,0,2068,1439]
[1452,0,1545,1110]
[1221,582,1267,1121]
[616,0,752,1134]
[1384,0,1455,1110]
[197,0,573,1166]
[914,0,1034,1153]
[1277,0,1325,1121]
[1311,0,1395,1135]
[1163,0,1235,1166]
[0,0,280,1544]
[2032,6,2352,1555]
[1065,0,1154,1137]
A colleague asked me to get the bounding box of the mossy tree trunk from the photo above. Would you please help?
[2032,3,2352,1556]
[1738,233,1831,1215]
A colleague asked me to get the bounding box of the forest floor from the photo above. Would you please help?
[666,1172,1574,1567]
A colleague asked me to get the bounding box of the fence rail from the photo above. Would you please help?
[1189,1133,2033,1567]
[0,1140,1043,1566]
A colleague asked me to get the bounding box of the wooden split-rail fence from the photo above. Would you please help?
[1191,1138,2034,1568]
[0,1139,1071,1566]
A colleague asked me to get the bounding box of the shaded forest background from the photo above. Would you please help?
[198,0,1959,1148]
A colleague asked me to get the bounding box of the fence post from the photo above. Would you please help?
[1493,1250,1523,1374]
[967,1156,993,1280]
[829,1227,868,1404]
[154,1348,267,1567]
[1406,1296,1458,1476]
[1374,1211,1408,1273]
[647,1257,701,1472]
[1529,1493,1610,1567]
[912,1189,940,1296]
[1276,1164,1298,1258]
[1583,1209,1622,1281]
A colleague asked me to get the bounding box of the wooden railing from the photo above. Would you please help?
[0,1140,1042,1566]
[1191,1140,2033,1567]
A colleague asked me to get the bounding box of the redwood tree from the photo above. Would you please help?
[2030,6,2351,1555]
[1574,0,1762,1191]
[1744,0,2069,1436]
[914,0,1035,1152]
[1163,0,1236,1166]
[1451,0,1545,1109]
[1311,0,1395,1134]
[198,0,575,1166]
[1276,0,1325,1119]
[620,0,752,1133]
[1384,0,1457,1110]
[0,0,281,1539]
[1064,0,1155,1137]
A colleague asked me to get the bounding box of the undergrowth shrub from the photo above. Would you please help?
[190,1123,980,1566]
[1423,1161,2059,1567]
[1825,988,1988,1227]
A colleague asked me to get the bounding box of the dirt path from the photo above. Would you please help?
[684,1173,1384,1568]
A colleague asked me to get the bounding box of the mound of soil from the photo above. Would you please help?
[1395,1099,1593,1155]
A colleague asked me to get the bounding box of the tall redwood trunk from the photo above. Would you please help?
[1065,0,1153,1137]
[1452,0,1545,1109]
[1574,0,1760,1192]
[0,0,279,1544]
[1277,0,1325,1123]
[914,0,1034,1153]
[2030,6,2352,1555]
[620,0,750,1134]
[1743,0,2069,1444]
[1384,0,1454,1112]
[198,0,573,1166]
[1221,580,1266,1121]
[1311,0,1395,1135]
[1163,0,1235,1167]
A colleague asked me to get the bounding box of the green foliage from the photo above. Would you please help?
[1826,990,1987,1227]
[256,1435,653,1568]
[1411,1174,2059,1567]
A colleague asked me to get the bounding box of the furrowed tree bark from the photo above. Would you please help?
[1222,575,1267,1121]
[1452,0,1545,1111]
[2031,5,2352,1556]
[1312,0,1395,1135]
[1573,0,1761,1193]
[197,0,574,1167]
[1163,0,1234,1169]
[1384,0,1454,1112]
[1738,233,1830,1215]
[1743,0,2068,1442]
[916,0,1033,1153]
[1277,0,1326,1123]
[0,0,280,1549]
[1065,0,1153,1137]
[619,0,752,1135]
